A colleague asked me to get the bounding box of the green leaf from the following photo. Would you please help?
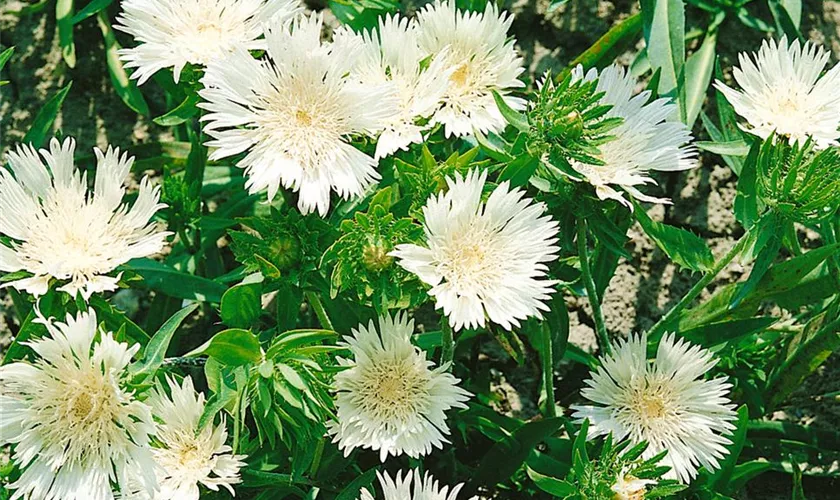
[781,0,802,28]
[707,405,749,490]
[641,0,686,120]
[3,292,62,363]
[679,317,776,347]
[634,202,714,272]
[187,328,263,366]
[220,282,263,329]
[335,468,378,500]
[130,303,199,378]
[498,154,539,188]
[526,466,575,496]
[684,29,717,128]
[56,0,76,68]
[70,0,112,24]
[10,0,53,16]
[474,130,513,162]
[97,12,149,115]
[22,82,72,148]
[198,370,238,430]
[153,93,201,127]
[728,461,774,492]
[0,47,14,72]
[123,258,228,303]
[491,90,529,133]
[767,312,840,410]
[791,455,806,500]
[566,13,643,73]
[469,417,565,493]
[768,0,803,42]
[88,295,150,346]
[734,140,761,228]
[695,140,750,157]
[731,215,784,308]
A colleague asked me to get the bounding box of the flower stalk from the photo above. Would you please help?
[576,217,611,355]
[647,232,751,339]
[540,323,557,418]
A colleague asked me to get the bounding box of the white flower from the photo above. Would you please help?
[391,169,559,331]
[146,376,247,499]
[0,137,169,300]
[0,310,157,500]
[359,469,476,500]
[329,313,471,461]
[116,0,303,84]
[571,333,738,483]
[335,15,452,159]
[199,14,400,216]
[416,0,525,137]
[714,36,840,149]
[569,64,698,208]
[611,468,656,500]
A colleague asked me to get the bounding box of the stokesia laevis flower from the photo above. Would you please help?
[199,13,400,216]
[416,0,525,137]
[390,169,560,331]
[329,313,471,461]
[571,334,738,483]
[335,15,452,159]
[359,469,476,500]
[569,64,698,208]
[144,376,246,499]
[714,36,840,149]
[0,310,157,500]
[116,0,303,84]
[0,137,169,299]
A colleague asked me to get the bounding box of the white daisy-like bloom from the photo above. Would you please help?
[570,64,698,208]
[0,137,169,299]
[335,15,452,159]
[571,334,738,484]
[199,13,400,216]
[144,376,246,499]
[328,313,471,461]
[416,0,525,137]
[359,469,476,500]
[611,468,656,500]
[116,0,303,84]
[714,36,840,149]
[390,169,560,331]
[0,310,157,500]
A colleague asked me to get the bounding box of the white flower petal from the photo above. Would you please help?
[330,313,471,460]
[571,333,738,483]
[393,169,560,331]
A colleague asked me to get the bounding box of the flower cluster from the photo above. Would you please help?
[3,0,840,496]
[0,311,244,500]
[0,138,168,299]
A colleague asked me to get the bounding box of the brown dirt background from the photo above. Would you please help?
[1,0,839,498]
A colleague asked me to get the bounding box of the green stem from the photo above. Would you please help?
[305,291,334,331]
[440,316,454,368]
[647,232,750,340]
[540,323,557,418]
[232,387,244,453]
[822,220,840,288]
[576,218,611,355]
[162,356,205,368]
[309,438,325,477]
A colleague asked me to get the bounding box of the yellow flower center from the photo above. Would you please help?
[72,392,94,420]
[295,109,313,127]
[450,63,471,89]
